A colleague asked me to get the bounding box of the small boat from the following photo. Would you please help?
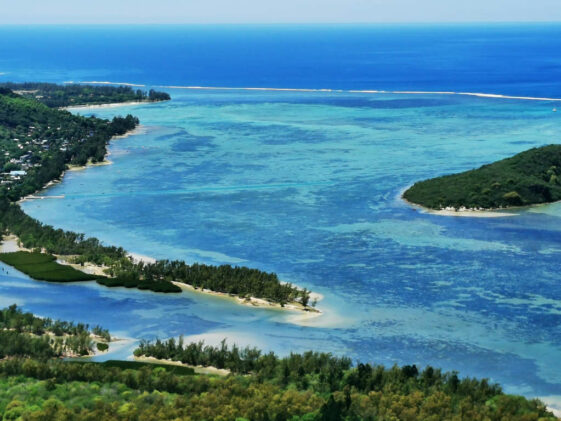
[554,108,558,112]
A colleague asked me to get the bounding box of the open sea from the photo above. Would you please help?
[1,24,561,408]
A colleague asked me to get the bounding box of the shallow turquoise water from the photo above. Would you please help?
[2,89,561,402]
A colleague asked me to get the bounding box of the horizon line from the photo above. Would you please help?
[2,21,561,26]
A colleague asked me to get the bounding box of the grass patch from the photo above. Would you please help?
[0,251,97,282]
[0,251,181,293]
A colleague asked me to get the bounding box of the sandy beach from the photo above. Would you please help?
[67,159,113,172]
[0,235,24,253]
[424,208,518,218]
[401,195,518,218]
[539,396,561,418]
[0,232,322,320]
[172,280,322,316]
[56,256,110,277]
[134,355,230,376]
[127,252,156,264]
[64,100,148,111]
[17,125,145,204]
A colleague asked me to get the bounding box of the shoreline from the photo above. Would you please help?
[171,280,323,315]
[63,100,168,111]
[0,232,323,317]
[401,194,518,218]
[17,125,145,204]
[6,107,324,318]
[133,355,230,376]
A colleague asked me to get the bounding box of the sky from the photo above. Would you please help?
[1,0,560,24]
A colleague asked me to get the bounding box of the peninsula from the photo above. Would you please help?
[403,145,561,211]
[0,84,313,310]
[0,82,170,107]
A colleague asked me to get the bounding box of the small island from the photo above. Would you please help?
[403,145,561,211]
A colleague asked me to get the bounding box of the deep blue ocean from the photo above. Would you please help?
[1,25,561,408]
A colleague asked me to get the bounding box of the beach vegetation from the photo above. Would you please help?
[0,251,97,282]
[0,305,108,358]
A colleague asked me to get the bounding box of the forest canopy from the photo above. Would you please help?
[0,82,170,107]
[0,320,555,421]
[403,145,561,210]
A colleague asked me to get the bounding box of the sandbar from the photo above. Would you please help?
[134,355,230,376]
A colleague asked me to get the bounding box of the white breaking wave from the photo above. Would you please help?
[155,85,341,93]
[64,80,146,87]
[64,81,561,102]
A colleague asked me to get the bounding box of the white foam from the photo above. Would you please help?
[156,85,338,93]
[64,80,146,87]
[63,81,561,102]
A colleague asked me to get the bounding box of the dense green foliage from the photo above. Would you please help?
[0,307,555,420]
[0,199,307,299]
[97,272,182,293]
[0,202,126,265]
[0,91,138,200]
[404,145,561,210]
[109,259,311,305]
[135,338,351,382]
[0,251,97,282]
[0,352,554,420]
[0,305,109,358]
[0,82,170,107]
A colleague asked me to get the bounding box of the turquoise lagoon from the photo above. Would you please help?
[2,89,561,404]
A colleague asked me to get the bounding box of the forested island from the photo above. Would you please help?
[0,84,312,308]
[0,305,555,420]
[0,82,170,108]
[404,145,561,210]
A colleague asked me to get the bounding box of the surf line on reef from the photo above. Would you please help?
[64,81,561,102]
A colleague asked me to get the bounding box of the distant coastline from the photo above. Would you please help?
[64,100,153,110]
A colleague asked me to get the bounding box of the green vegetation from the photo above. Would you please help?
[0,202,126,265]
[134,338,352,379]
[0,306,554,420]
[0,87,311,304]
[0,82,170,107]
[97,273,182,293]
[0,89,139,200]
[0,305,109,358]
[404,144,561,210]
[108,259,311,305]
[0,251,97,282]
[96,342,109,352]
[0,345,554,420]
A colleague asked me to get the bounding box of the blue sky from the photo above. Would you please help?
[1,0,560,24]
